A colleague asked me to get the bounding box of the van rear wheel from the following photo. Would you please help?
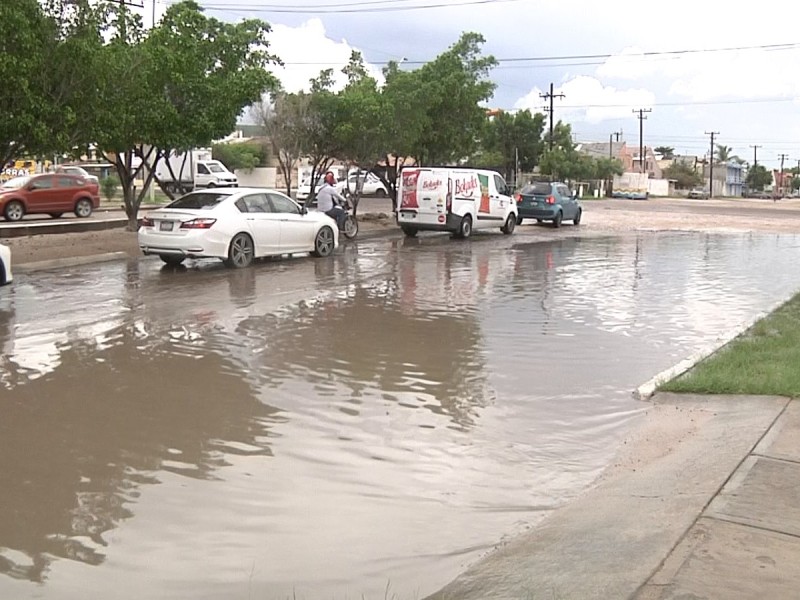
[401,226,418,238]
[502,214,516,235]
[456,215,472,239]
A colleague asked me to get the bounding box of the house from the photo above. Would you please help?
[575,141,633,171]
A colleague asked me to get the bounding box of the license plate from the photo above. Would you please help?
[401,211,416,219]
[159,221,174,232]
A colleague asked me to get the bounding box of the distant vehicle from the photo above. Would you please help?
[0,243,11,286]
[688,188,710,199]
[515,181,582,228]
[396,167,517,238]
[0,173,100,221]
[155,149,238,195]
[296,174,325,203]
[138,187,339,268]
[55,165,100,184]
[337,171,388,198]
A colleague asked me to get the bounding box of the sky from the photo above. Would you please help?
[149,0,800,170]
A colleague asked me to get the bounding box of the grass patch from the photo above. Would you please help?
[659,292,800,397]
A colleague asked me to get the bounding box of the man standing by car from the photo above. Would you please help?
[316,171,347,230]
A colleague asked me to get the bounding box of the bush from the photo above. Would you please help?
[100,176,118,202]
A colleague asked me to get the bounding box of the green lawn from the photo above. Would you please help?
[659,292,800,397]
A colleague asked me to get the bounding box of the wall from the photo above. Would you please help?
[235,167,277,188]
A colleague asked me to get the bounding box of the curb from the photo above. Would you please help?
[633,294,794,400]
[0,217,128,239]
[14,252,131,273]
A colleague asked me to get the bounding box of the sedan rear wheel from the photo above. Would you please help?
[312,226,335,257]
[225,233,254,268]
[4,201,24,222]
[160,254,185,266]
[74,198,93,218]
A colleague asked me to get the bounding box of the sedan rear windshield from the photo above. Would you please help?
[520,182,552,195]
[167,192,228,210]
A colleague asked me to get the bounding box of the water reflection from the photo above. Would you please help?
[1,232,800,599]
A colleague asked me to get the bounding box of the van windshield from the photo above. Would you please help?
[521,182,552,196]
[207,162,227,174]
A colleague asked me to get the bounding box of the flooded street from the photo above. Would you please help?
[2,230,800,599]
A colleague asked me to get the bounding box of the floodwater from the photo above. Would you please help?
[1,231,800,599]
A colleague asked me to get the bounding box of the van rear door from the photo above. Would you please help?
[399,168,450,227]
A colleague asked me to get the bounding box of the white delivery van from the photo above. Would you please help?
[396,167,517,238]
[156,149,238,195]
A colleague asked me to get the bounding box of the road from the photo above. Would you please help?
[3,224,800,598]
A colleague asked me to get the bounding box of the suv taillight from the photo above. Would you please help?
[180,218,216,229]
[546,195,555,204]
[515,193,522,203]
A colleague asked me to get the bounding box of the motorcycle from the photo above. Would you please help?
[338,190,359,240]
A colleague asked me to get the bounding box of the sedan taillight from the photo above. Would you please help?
[140,217,154,227]
[180,218,216,229]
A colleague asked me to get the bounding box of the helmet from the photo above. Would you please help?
[324,171,337,185]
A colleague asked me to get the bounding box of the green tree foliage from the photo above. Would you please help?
[0,0,105,165]
[746,164,772,191]
[664,161,703,189]
[654,146,675,159]
[301,71,344,204]
[715,144,733,163]
[253,91,310,196]
[100,175,118,202]
[212,142,266,172]
[476,110,546,183]
[93,0,279,229]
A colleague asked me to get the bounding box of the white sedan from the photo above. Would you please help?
[0,243,11,285]
[138,188,339,268]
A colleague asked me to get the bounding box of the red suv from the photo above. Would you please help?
[0,173,101,221]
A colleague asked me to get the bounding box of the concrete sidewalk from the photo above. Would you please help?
[427,393,800,600]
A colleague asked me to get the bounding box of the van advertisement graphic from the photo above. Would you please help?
[478,173,490,213]
[400,169,420,209]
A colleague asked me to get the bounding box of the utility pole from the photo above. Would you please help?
[540,83,565,151]
[750,144,762,167]
[633,109,652,174]
[706,131,719,198]
[779,153,789,198]
[608,130,623,158]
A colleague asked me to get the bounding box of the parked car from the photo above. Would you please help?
[55,165,100,184]
[296,174,325,203]
[0,243,11,286]
[138,187,339,268]
[688,188,710,199]
[0,173,101,221]
[337,172,388,198]
[515,181,582,227]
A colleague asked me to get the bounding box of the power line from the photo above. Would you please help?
[178,0,524,14]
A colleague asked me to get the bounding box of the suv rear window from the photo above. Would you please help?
[521,182,552,195]
[167,192,228,210]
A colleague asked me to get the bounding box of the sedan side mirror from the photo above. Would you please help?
[300,206,308,215]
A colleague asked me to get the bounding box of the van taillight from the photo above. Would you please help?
[140,217,154,227]
[446,178,453,212]
[546,195,555,204]
[180,218,216,229]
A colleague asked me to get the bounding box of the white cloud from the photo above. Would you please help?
[514,76,656,124]
[266,19,383,93]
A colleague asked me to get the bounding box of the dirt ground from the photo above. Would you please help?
[4,197,800,266]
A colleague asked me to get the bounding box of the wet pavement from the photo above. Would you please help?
[2,230,800,599]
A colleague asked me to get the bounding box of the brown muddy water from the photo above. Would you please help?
[1,231,800,599]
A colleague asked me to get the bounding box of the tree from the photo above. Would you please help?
[715,144,733,163]
[654,146,675,159]
[93,0,278,229]
[252,91,310,197]
[212,142,266,172]
[331,51,386,216]
[300,71,343,205]
[664,161,703,189]
[746,164,772,191]
[477,109,546,183]
[0,0,105,166]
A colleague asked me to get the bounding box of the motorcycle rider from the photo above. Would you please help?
[315,171,348,231]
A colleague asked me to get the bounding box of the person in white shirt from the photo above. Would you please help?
[315,171,347,230]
